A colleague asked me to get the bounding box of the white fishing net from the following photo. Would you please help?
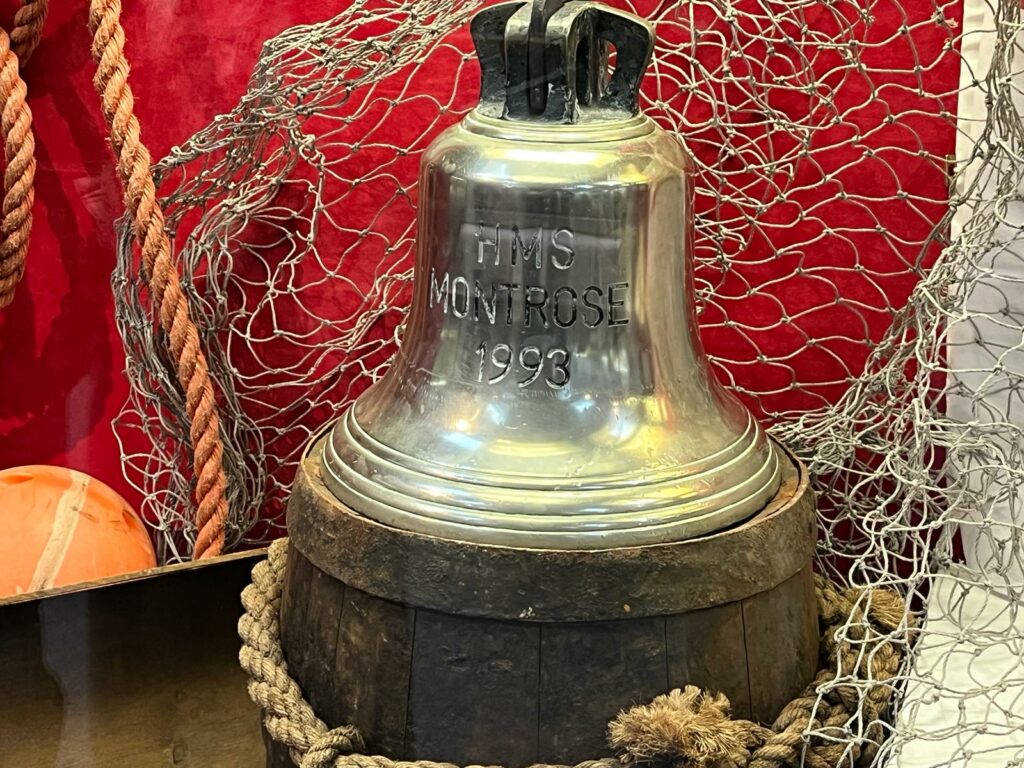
[112,0,1024,762]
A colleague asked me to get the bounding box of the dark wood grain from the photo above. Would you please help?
[666,601,752,719]
[332,584,416,754]
[263,728,295,768]
[280,542,314,678]
[295,562,348,719]
[539,618,668,762]
[406,609,541,765]
[742,566,820,723]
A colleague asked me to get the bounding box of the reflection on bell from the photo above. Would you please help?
[323,0,782,548]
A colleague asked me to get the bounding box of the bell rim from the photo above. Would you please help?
[323,448,781,537]
[337,401,770,491]
[321,411,784,547]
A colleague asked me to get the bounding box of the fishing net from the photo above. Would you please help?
[112,0,1023,762]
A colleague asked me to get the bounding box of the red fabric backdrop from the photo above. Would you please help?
[0,0,962,539]
[0,1,339,511]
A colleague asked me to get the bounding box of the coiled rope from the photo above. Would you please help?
[0,0,228,559]
[240,539,911,768]
[0,0,41,308]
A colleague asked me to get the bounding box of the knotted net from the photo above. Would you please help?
[113,0,1024,762]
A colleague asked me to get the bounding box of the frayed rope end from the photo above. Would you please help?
[607,687,766,768]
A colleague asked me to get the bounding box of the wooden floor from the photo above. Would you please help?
[0,552,266,768]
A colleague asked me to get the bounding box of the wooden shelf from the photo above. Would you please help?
[0,550,267,768]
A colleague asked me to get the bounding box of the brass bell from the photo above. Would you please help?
[322,0,783,548]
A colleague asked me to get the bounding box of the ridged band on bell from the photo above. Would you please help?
[322,0,783,547]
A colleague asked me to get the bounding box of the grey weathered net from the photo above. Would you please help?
[113,0,1023,762]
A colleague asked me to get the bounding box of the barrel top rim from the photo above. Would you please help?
[288,436,816,621]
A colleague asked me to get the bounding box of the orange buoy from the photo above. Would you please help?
[0,466,157,598]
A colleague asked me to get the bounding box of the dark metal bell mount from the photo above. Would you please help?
[322,0,784,548]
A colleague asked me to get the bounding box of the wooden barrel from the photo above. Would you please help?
[272,437,818,767]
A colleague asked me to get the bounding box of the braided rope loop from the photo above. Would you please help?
[10,0,48,63]
[0,26,33,310]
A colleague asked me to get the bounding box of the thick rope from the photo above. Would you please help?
[240,540,911,768]
[11,0,47,63]
[0,0,43,308]
[0,0,229,557]
[86,0,229,558]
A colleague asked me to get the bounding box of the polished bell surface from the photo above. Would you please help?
[322,0,782,548]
